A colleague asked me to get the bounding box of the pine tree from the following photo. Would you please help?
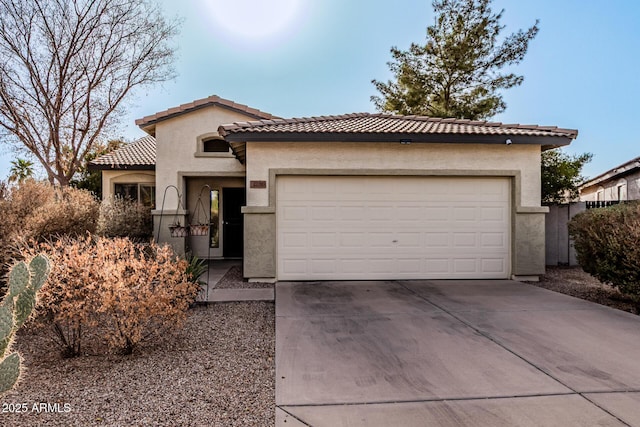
[372,0,539,120]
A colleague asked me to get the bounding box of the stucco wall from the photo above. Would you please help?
[581,171,640,201]
[185,176,245,259]
[242,141,545,280]
[101,170,156,199]
[245,142,542,209]
[154,105,249,210]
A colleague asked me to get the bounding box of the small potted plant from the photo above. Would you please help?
[189,223,209,236]
[189,195,210,237]
[169,221,189,237]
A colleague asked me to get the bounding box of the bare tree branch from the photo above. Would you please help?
[0,0,179,185]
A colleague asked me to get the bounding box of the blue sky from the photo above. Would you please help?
[1,0,639,180]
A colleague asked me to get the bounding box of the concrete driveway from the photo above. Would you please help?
[275,280,640,426]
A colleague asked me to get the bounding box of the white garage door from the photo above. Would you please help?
[277,176,510,280]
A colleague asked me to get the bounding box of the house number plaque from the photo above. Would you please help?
[250,180,267,189]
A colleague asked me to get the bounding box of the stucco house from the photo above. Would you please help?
[580,155,640,203]
[91,95,578,282]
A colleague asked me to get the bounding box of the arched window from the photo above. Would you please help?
[202,136,229,153]
[196,133,231,156]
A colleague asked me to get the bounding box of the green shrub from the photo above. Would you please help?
[97,196,152,239]
[23,235,199,356]
[0,255,50,395]
[569,202,640,302]
[185,253,208,287]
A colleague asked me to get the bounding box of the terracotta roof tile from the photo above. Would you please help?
[89,136,155,170]
[135,95,275,131]
[218,113,579,139]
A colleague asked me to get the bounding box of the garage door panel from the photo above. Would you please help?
[282,232,307,248]
[341,259,366,273]
[397,258,422,273]
[368,205,395,220]
[453,233,477,247]
[277,176,510,280]
[483,258,506,273]
[397,206,422,220]
[311,259,336,274]
[340,233,366,247]
[339,205,365,220]
[425,259,450,274]
[281,259,308,275]
[397,232,421,247]
[481,206,507,221]
[453,207,478,221]
[310,232,336,247]
[423,207,450,221]
[369,232,395,248]
[282,206,307,221]
[481,232,506,247]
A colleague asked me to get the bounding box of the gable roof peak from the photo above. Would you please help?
[135,94,275,136]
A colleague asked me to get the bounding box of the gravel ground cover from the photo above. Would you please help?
[530,266,637,315]
[2,302,275,426]
[3,264,635,426]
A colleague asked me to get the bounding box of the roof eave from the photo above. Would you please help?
[87,164,156,171]
[222,131,574,145]
[136,99,275,131]
[224,133,574,163]
[580,163,640,189]
[138,123,156,137]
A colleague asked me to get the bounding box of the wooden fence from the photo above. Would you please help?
[545,203,586,266]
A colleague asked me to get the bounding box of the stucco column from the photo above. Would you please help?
[513,207,549,279]
[242,207,276,280]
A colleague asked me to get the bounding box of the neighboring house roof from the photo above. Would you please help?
[218,113,579,163]
[89,136,156,170]
[580,155,640,190]
[136,94,276,137]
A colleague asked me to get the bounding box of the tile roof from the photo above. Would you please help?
[219,113,579,139]
[89,136,156,170]
[136,95,275,135]
[580,155,640,189]
[219,113,578,163]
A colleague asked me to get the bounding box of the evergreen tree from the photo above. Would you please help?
[372,0,539,120]
[542,149,592,204]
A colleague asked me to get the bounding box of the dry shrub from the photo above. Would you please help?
[569,202,640,303]
[0,180,10,200]
[97,196,152,239]
[0,181,99,294]
[24,235,199,356]
[3,180,98,238]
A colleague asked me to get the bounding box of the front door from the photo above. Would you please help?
[223,187,245,258]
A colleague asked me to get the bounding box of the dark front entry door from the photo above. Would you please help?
[223,187,245,258]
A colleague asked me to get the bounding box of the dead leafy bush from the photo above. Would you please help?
[97,196,153,239]
[0,181,99,294]
[23,235,199,356]
[569,202,640,305]
[0,180,8,200]
[3,180,98,239]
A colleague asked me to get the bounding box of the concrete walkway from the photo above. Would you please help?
[208,288,274,302]
[197,260,274,302]
[276,280,640,426]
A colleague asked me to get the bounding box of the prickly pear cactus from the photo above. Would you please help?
[0,254,50,395]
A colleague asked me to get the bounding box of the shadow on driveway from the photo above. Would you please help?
[276,280,640,426]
